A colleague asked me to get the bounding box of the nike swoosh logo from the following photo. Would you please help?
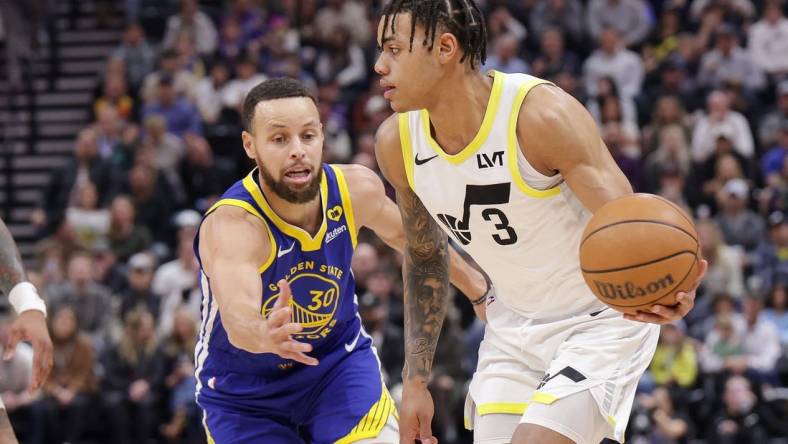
[277,242,295,258]
[414,154,438,165]
[344,329,362,352]
[590,308,609,317]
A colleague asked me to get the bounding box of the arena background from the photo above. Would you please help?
[0,0,786,443]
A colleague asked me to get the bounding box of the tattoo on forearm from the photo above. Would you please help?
[0,219,26,296]
[398,190,449,382]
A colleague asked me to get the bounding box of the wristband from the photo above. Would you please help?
[470,281,492,306]
[8,282,47,316]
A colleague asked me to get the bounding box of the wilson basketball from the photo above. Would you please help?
[579,194,701,315]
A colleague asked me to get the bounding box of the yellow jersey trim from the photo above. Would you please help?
[242,169,329,252]
[507,78,561,199]
[420,70,504,165]
[205,198,276,273]
[476,402,529,416]
[398,113,416,190]
[336,387,397,444]
[607,415,617,427]
[530,392,559,405]
[330,165,358,249]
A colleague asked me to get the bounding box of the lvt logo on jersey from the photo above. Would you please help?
[476,151,504,169]
[592,274,675,300]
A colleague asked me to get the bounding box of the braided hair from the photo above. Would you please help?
[380,0,487,69]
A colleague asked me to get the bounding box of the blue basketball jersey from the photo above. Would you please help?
[193,164,372,379]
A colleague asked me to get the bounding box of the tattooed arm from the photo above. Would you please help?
[376,115,447,444]
[396,187,450,383]
[0,218,52,395]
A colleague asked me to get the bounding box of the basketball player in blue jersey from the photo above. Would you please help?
[372,1,708,444]
[193,78,490,444]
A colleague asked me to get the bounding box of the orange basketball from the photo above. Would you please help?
[579,194,701,315]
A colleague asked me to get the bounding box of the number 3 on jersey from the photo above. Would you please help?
[436,183,518,246]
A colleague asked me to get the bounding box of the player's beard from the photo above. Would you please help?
[259,162,323,204]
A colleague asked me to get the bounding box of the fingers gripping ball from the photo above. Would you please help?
[579,194,701,315]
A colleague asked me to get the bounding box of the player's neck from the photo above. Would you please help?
[257,173,323,236]
[424,71,492,156]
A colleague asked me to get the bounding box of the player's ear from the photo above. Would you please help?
[241,130,257,160]
[436,32,460,65]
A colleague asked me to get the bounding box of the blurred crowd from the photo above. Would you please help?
[1,0,788,443]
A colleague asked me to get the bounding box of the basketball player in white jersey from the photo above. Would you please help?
[0,217,53,443]
[372,2,708,443]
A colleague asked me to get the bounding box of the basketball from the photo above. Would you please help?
[579,194,701,315]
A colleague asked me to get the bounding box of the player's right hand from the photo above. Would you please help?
[261,279,318,366]
[399,381,437,444]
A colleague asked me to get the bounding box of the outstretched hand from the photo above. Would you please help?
[261,280,318,366]
[4,310,52,392]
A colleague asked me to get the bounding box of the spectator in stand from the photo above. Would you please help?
[126,164,176,244]
[692,90,754,163]
[700,316,744,375]
[739,296,782,381]
[650,323,699,388]
[32,127,115,236]
[747,0,788,80]
[112,23,155,92]
[603,121,643,190]
[142,115,184,176]
[162,0,218,56]
[47,252,114,352]
[530,27,581,80]
[763,284,788,345]
[637,60,698,127]
[697,23,766,96]
[152,235,200,337]
[29,305,97,444]
[715,178,766,253]
[220,54,268,114]
[486,6,528,46]
[93,71,135,121]
[758,81,788,149]
[586,0,652,47]
[108,195,152,263]
[102,309,163,444]
[159,307,199,441]
[221,0,265,50]
[65,181,110,251]
[583,27,644,100]
[641,94,692,155]
[217,17,246,64]
[314,0,370,45]
[142,75,202,138]
[752,211,788,292]
[698,220,747,301]
[528,0,585,48]
[708,376,769,442]
[314,26,367,92]
[141,49,198,105]
[93,105,125,162]
[643,125,692,193]
[119,252,160,322]
[482,33,529,74]
[179,134,228,211]
[191,59,231,125]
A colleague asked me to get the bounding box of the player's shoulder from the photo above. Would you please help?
[332,164,386,205]
[374,113,409,189]
[200,205,269,251]
[516,83,599,162]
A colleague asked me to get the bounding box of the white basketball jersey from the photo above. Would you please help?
[398,71,606,319]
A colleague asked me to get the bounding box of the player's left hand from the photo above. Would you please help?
[624,259,708,324]
[4,310,53,392]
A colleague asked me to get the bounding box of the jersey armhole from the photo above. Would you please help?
[507,81,561,199]
[205,198,277,273]
[329,165,358,249]
[398,113,416,190]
